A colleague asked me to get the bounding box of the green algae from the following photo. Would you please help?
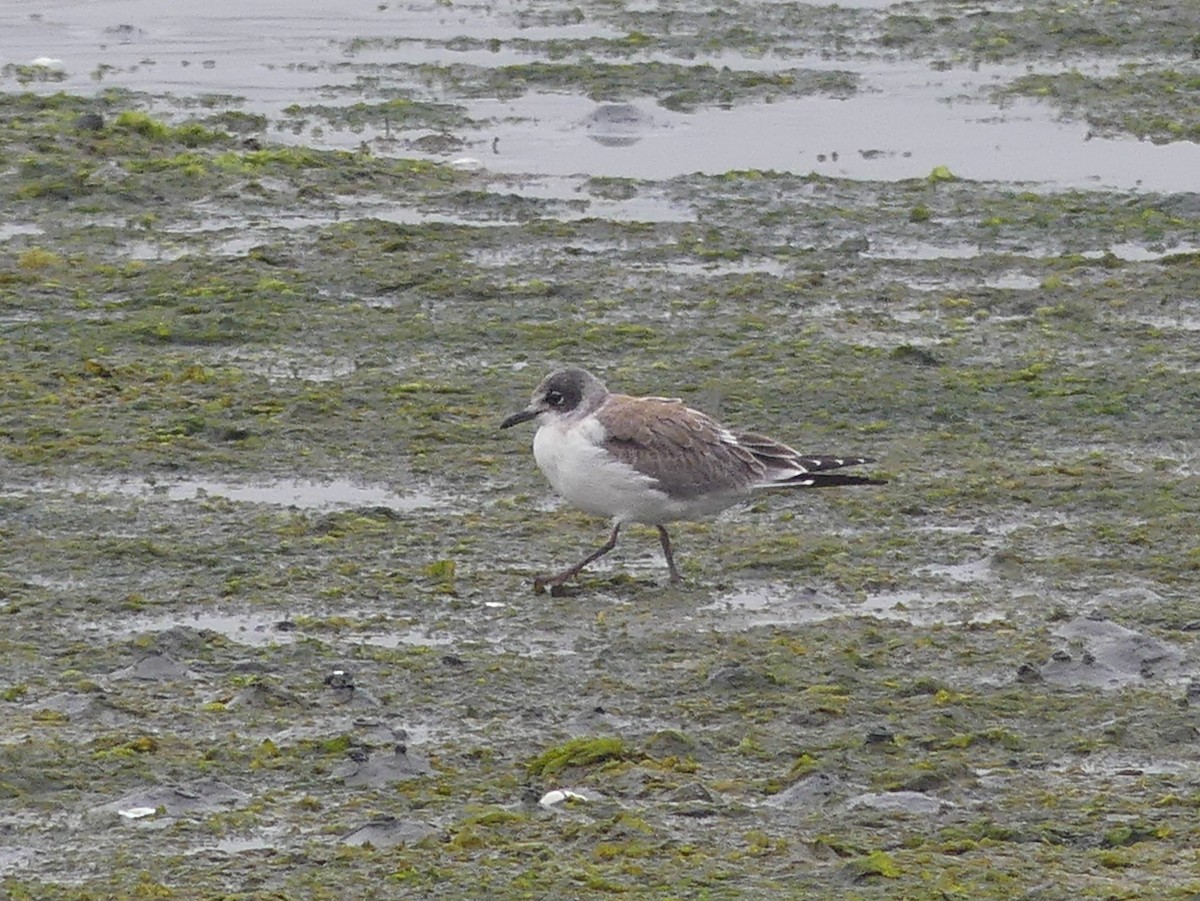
[332,55,860,111]
[997,68,1200,143]
[528,737,630,778]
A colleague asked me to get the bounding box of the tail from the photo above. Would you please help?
[774,471,887,488]
[735,434,886,488]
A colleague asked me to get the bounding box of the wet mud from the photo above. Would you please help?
[3,0,1200,898]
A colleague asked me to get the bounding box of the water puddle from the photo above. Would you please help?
[863,240,1198,265]
[0,223,44,241]
[454,84,1200,192]
[1091,243,1200,263]
[863,240,985,261]
[361,621,580,657]
[359,628,456,649]
[447,175,694,224]
[1119,313,1200,333]
[80,604,578,657]
[914,557,994,584]
[983,271,1043,291]
[1040,615,1188,690]
[211,347,360,381]
[1053,752,1195,777]
[699,582,1006,629]
[0,845,35,874]
[84,611,298,647]
[207,836,280,854]
[51,476,443,511]
[85,611,457,653]
[657,257,792,277]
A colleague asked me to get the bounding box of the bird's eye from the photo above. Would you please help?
[545,390,564,407]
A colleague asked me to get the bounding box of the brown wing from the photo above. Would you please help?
[595,394,764,499]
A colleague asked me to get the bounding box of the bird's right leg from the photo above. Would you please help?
[656,525,682,584]
[533,522,621,594]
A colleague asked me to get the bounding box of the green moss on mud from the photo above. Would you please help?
[997,69,1200,142]
[528,737,629,778]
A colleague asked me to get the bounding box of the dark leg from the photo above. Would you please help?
[656,525,682,584]
[534,523,621,593]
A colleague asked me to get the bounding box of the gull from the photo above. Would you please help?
[500,367,884,593]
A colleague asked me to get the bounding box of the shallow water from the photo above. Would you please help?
[5,0,1199,191]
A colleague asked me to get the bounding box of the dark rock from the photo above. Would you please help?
[74,112,104,132]
[864,727,896,746]
[1015,663,1043,683]
[323,670,354,690]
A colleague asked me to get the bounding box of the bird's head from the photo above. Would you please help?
[499,367,606,429]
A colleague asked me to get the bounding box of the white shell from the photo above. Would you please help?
[117,807,158,820]
[538,789,591,808]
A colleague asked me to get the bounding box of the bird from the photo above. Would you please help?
[499,367,885,594]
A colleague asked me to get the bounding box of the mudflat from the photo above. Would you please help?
[2,1,1199,897]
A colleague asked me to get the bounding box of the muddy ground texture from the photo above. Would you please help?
[3,0,1200,898]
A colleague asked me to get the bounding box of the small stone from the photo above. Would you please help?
[705,663,771,690]
[1015,663,1043,683]
[74,112,104,131]
[864,727,895,746]
[667,782,715,804]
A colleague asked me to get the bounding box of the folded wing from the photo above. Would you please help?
[596,395,762,499]
[596,396,884,498]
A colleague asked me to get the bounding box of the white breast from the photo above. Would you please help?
[532,416,668,522]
